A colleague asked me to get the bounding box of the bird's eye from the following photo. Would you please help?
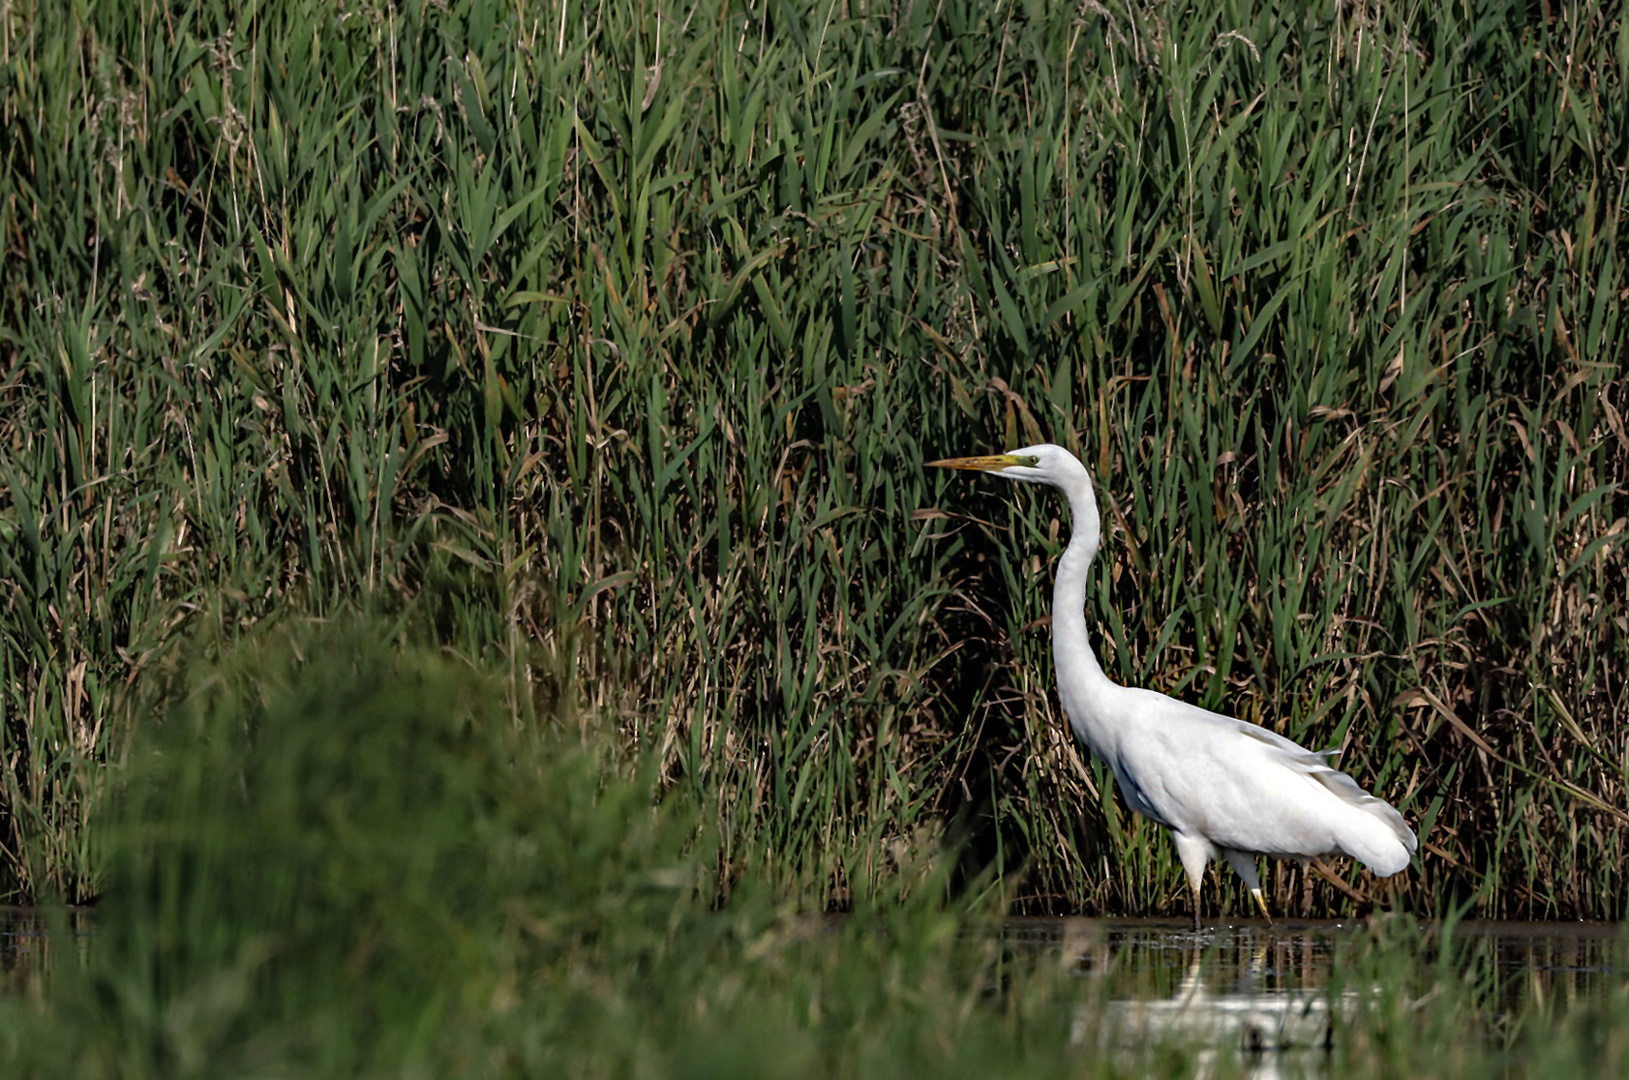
[1017,455,1040,467]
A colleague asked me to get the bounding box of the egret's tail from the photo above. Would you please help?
[1312,769,1418,876]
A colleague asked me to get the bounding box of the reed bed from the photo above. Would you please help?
[1,0,1626,918]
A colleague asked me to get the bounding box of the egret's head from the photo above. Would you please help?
[927,443,1089,488]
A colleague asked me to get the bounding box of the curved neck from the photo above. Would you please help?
[1051,475,1117,753]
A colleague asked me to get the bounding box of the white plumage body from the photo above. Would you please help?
[930,442,1417,922]
[1069,685,1415,877]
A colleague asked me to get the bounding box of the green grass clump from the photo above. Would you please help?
[1,0,1626,918]
[18,618,703,1074]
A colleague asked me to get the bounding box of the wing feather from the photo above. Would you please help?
[1234,719,1417,854]
[1103,689,1418,867]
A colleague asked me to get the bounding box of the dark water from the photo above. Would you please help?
[6,907,1619,987]
[1001,916,1620,996]
[1,907,93,976]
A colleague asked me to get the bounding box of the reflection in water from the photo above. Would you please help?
[1093,950,1344,1045]
[2,909,48,974]
[1003,918,1620,1080]
[1065,921,1351,1080]
[2,907,94,981]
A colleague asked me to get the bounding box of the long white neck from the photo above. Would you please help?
[1051,472,1120,756]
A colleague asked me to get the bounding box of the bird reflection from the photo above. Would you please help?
[1072,926,1348,1079]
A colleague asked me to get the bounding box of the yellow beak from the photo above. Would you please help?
[926,454,1038,471]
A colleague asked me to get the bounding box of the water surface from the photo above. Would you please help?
[997,917,1620,1077]
[2,907,93,977]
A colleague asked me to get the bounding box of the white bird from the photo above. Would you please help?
[929,443,1417,926]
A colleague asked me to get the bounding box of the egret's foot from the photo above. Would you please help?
[1250,887,1274,926]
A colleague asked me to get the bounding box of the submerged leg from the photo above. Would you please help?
[1222,848,1274,926]
[1171,832,1214,932]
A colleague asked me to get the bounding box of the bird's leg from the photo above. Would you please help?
[1249,887,1274,926]
[1172,833,1213,934]
[1222,848,1273,927]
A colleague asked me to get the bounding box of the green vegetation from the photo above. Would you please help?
[10,0,1629,1070]
[3,620,1626,1077]
[0,0,1625,935]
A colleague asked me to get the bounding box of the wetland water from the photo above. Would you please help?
[997,918,1622,1077]
[1,907,92,976]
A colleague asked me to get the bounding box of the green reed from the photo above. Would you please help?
[0,0,1625,918]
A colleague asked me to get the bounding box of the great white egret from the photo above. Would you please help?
[930,443,1417,926]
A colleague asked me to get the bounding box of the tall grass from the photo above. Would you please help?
[0,0,1625,916]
